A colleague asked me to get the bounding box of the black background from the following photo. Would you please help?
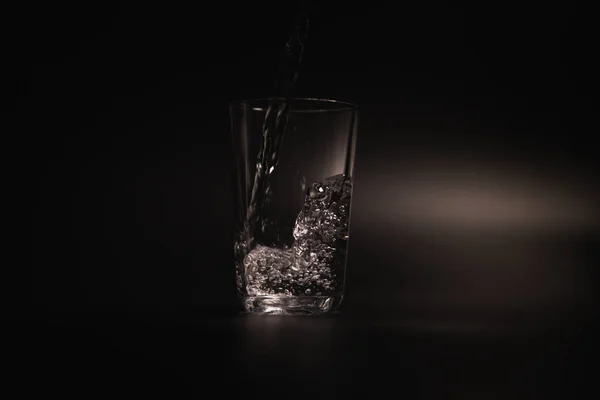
[17,1,598,397]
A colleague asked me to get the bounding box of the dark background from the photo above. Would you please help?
[18,1,598,397]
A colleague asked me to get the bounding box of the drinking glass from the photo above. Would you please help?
[229,98,358,314]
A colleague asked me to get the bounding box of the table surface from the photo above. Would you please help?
[12,303,597,399]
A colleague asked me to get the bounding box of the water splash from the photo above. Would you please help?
[244,174,352,296]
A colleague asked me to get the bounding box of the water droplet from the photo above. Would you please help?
[305,289,311,295]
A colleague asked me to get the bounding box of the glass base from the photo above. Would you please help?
[243,295,343,315]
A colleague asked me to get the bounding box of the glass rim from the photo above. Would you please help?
[229,97,358,113]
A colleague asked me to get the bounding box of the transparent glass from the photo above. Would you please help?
[229,98,358,314]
